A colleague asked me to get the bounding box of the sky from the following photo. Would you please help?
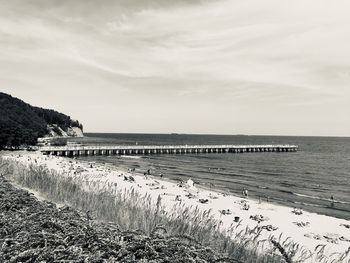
[1,0,350,136]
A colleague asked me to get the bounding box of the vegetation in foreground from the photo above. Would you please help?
[0,176,233,262]
[1,158,348,262]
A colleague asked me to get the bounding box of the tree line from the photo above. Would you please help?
[0,92,83,149]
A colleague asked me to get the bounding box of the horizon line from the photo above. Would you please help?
[83,131,350,138]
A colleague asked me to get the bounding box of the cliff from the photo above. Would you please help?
[46,125,84,138]
[0,92,84,149]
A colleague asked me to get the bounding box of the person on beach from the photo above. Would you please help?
[243,202,250,210]
[178,180,184,187]
[175,195,182,202]
[242,188,248,198]
[186,179,194,188]
[292,207,303,215]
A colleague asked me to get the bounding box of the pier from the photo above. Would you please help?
[40,144,298,157]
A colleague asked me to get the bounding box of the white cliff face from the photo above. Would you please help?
[37,126,83,146]
[46,125,84,138]
[69,127,84,137]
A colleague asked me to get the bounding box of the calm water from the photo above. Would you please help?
[72,133,350,220]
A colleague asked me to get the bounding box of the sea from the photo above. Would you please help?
[72,133,350,220]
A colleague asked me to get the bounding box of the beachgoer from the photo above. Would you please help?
[292,207,303,215]
[243,203,250,210]
[187,179,194,188]
[199,198,209,204]
[330,195,335,208]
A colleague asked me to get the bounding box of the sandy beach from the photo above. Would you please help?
[3,151,350,262]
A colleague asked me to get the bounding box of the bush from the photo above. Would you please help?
[50,137,67,146]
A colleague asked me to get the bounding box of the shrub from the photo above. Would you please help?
[50,137,67,146]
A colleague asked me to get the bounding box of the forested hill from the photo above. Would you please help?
[0,92,83,149]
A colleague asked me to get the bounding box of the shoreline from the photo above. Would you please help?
[81,154,350,221]
[3,151,350,262]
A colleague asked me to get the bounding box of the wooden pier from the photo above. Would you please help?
[40,144,298,157]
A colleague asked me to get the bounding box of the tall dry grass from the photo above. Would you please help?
[1,157,348,263]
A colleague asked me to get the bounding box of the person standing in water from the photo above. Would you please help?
[242,188,248,198]
[330,195,335,208]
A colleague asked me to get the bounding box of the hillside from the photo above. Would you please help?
[0,92,83,149]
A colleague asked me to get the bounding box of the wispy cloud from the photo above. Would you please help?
[0,0,349,135]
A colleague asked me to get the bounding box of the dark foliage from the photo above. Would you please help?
[0,92,82,149]
[50,137,67,146]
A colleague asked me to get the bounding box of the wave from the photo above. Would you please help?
[293,192,350,204]
[120,155,142,159]
[258,186,269,189]
[293,201,324,208]
[279,189,294,195]
[280,182,298,188]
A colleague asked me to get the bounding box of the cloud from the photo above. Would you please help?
[0,0,349,135]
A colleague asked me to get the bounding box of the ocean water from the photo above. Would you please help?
[72,133,350,220]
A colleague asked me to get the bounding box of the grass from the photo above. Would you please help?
[0,175,230,262]
[1,156,348,262]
